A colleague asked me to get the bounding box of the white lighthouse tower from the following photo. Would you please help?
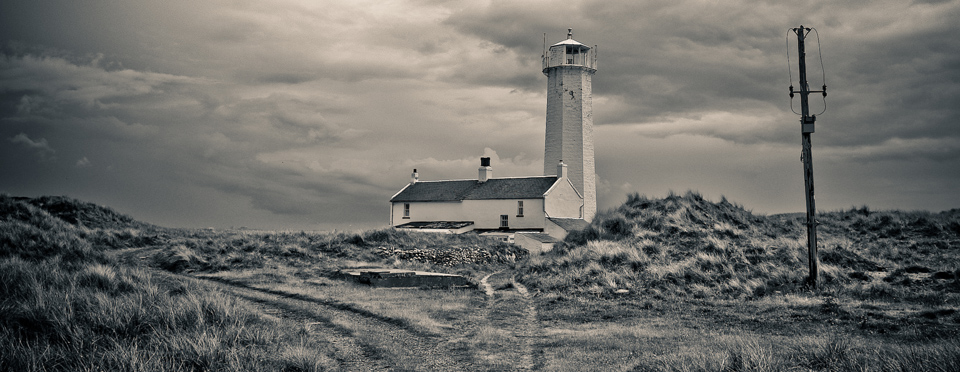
[542,29,597,221]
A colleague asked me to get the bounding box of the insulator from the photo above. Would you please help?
[822,85,827,97]
[789,85,794,98]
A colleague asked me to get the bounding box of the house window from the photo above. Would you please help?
[517,201,524,217]
[500,214,509,229]
[403,203,410,219]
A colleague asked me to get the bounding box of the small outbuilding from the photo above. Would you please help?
[514,232,561,254]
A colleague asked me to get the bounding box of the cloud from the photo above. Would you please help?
[75,156,91,167]
[0,52,371,222]
[2,0,959,229]
[9,132,55,160]
[822,137,960,163]
[613,110,796,145]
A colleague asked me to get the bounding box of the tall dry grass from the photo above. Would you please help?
[0,255,345,371]
[0,196,341,371]
[520,191,960,304]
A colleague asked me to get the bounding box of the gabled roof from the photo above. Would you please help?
[390,176,559,202]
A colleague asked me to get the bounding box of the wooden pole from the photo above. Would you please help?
[794,25,819,288]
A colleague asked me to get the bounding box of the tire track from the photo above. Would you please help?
[135,266,390,371]
[511,279,546,370]
[224,285,392,371]
[203,276,428,336]
[482,272,545,371]
[121,254,478,371]
[115,247,483,370]
[193,274,479,371]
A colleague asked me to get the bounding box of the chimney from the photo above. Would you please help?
[411,168,419,183]
[478,157,492,183]
[557,160,567,179]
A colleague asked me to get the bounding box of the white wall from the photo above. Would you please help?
[392,198,545,230]
[462,199,544,229]
[545,179,583,219]
[543,65,596,221]
[391,201,463,226]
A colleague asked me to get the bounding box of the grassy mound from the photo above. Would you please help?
[518,191,960,301]
[13,195,151,230]
[1,195,108,265]
[0,195,345,370]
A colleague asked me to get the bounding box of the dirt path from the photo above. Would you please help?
[113,247,479,371]
[211,278,393,371]
[481,272,545,370]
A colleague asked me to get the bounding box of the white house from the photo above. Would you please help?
[389,29,599,246]
[390,159,584,242]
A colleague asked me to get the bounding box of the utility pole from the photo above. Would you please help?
[789,25,826,288]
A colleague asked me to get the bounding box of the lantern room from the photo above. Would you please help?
[542,28,597,73]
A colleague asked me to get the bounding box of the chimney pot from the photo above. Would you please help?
[411,169,419,183]
[478,157,492,182]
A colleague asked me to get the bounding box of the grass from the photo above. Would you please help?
[532,295,960,371]
[0,196,340,370]
[3,193,960,371]
[512,191,960,370]
[0,255,347,371]
[519,191,960,302]
[198,268,482,335]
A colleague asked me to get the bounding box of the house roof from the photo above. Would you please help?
[395,221,474,229]
[391,176,559,202]
[517,232,560,243]
[548,217,590,232]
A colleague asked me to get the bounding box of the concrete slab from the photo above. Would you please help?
[339,268,471,288]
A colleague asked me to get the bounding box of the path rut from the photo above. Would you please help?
[114,247,480,371]
[481,272,545,370]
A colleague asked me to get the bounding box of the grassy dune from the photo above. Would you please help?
[516,191,960,370]
[2,193,959,371]
[520,191,960,303]
[0,196,341,371]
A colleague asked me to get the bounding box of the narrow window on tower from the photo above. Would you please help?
[403,203,410,219]
[500,215,509,229]
[517,201,524,217]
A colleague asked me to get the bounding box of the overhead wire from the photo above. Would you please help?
[811,27,827,116]
[786,27,828,116]
[786,29,799,115]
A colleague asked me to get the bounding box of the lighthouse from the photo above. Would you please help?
[542,29,597,221]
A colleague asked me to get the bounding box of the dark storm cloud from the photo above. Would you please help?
[448,0,960,162]
[2,0,958,229]
[823,12,960,149]
[0,50,390,227]
[443,0,789,127]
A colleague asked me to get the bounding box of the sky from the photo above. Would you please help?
[2,0,958,231]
